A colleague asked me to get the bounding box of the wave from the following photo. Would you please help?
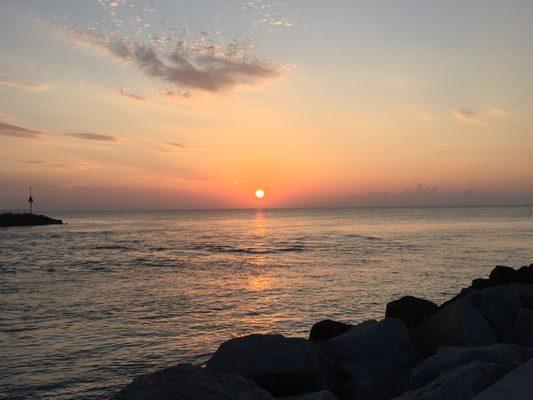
[345,233,381,240]
[93,245,132,250]
[187,244,306,255]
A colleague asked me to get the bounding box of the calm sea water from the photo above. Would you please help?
[1,207,532,399]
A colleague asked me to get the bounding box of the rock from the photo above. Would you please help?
[334,373,386,400]
[508,283,533,309]
[309,320,352,343]
[510,308,533,346]
[322,318,421,399]
[385,296,439,333]
[489,266,518,284]
[467,286,521,342]
[391,360,505,400]
[279,390,338,400]
[207,334,335,397]
[0,212,63,227]
[111,363,274,400]
[413,300,496,356]
[409,344,530,390]
[470,278,498,290]
[470,358,533,400]
[440,288,477,309]
[516,265,533,284]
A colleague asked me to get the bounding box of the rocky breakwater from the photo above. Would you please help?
[0,212,63,227]
[112,262,533,400]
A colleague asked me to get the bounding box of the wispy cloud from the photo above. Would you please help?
[119,87,146,101]
[166,142,188,149]
[0,74,52,91]
[65,132,117,141]
[451,108,489,126]
[157,89,192,100]
[21,160,47,164]
[58,26,282,92]
[0,121,45,139]
[490,107,509,117]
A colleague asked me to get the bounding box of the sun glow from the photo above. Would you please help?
[255,189,265,199]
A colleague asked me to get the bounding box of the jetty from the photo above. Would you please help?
[0,213,63,227]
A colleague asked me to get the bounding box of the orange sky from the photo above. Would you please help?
[1,1,532,210]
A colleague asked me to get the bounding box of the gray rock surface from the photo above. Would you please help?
[280,390,338,400]
[409,344,530,390]
[510,308,533,346]
[207,334,335,397]
[323,318,420,399]
[111,363,275,400]
[507,283,533,309]
[391,360,505,400]
[467,286,521,342]
[413,300,496,356]
[470,358,533,400]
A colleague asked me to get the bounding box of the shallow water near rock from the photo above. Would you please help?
[1,206,532,399]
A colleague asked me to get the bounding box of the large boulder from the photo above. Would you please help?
[467,286,521,342]
[510,308,533,346]
[280,390,338,400]
[322,318,421,399]
[206,334,335,397]
[412,300,496,356]
[408,344,530,390]
[391,360,505,400]
[516,265,533,284]
[489,265,518,284]
[439,288,477,308]
[111,363,274,400]
[385,296,438,333]
[309,320,353,343]
[508,283,533,309]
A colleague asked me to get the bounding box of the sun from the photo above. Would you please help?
[255,189,265,199]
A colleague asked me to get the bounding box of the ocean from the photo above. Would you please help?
[1,207,532,399]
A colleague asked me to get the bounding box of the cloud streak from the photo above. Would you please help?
[166,142,188,149]
[0,74,51,91]
[65,132,117,141]
[119,87,146,101]
[451,108,489,126]
[60,27,282,92]
[0,121,44,139]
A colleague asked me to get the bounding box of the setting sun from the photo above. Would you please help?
[255,189,265,199]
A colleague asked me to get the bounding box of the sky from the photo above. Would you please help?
[0,0,532,211]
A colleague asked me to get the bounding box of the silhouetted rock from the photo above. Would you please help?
[207,334,335,397]
[385,296,439,333]
[0,212,62,227]
[309,320,352,343]
[440,287,477,308]
[323,318,421,399]
[111,363,274,400]
[489,265,517,284]
[391,360,505,400]
[467,286,521,342]
[279,390,338,400]
[516,265,533,284]
[413,300,496,357]
[470,278,498,290]
[409,344,530,390]
[508,283,533,308]
[510,308,533,346]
